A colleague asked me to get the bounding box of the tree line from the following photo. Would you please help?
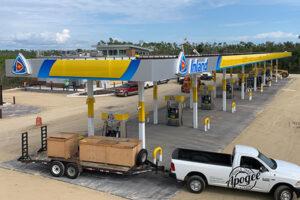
[1,40,300,88]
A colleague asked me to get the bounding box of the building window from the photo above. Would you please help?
[119,50,126,55]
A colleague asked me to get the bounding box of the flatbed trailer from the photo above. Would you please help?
[18,126,165,179]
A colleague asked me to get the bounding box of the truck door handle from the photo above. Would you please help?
[262,178,270,182]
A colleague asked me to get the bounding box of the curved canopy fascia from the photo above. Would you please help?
[219,52,292,69]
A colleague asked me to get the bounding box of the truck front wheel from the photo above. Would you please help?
[186,175,206,193]
[274,185,294,200]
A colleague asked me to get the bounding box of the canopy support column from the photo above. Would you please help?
[241,66,245,100]
[276,59,279,83]
[138,81,146,149]
[263,61,267,86]
[213,70,217,98]
[230,68,234,99]
[87,80,95,136]
[270,60,273,85]
[254,63,257,92]
[153,81,158,125]
[192,74,198,129]
[222,69,227,112]
[189,78,193,109]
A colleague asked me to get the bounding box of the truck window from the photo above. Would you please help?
[258,152,277,170]
[240,156,263,170]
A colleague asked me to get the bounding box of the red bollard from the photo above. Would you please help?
[36,116,43,126]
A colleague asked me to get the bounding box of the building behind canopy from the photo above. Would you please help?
[92,44,153,57]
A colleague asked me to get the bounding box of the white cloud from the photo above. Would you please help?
[254,31,298,39]
[233,31,298,42]
[2,29,71,48]
[222,21,260,28]
[56,29,70,44]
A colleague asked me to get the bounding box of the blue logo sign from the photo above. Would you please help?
[189,58,208,74]
[12,53,31,75]
[176,52,187,76]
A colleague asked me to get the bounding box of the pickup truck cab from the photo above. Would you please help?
[171,145,300,200]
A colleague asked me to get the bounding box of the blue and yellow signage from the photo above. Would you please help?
[37,59,140,80]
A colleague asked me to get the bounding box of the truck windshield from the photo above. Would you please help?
[258,152,277,170]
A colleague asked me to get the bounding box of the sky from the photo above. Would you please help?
[0,0,300,50]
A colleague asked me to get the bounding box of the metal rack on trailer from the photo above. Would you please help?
[18,126,165,179]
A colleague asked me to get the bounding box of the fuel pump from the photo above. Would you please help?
[199,85,214,110]
[101,112,129,138]
[165,95,186,126]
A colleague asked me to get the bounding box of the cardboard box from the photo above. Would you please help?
[47,132,79,159]
[106,140,142,167]
[79,137,117,163]
[79,137,142,167]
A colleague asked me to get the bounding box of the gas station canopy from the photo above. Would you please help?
[6,52,292,80]
[4,51,293,149]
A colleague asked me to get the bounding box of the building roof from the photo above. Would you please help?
[93,44,153,52]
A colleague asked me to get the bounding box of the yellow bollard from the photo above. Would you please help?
[153,146,163,164]
[248,89,253,101]
[231,101,236,113]
[203,117,211,132]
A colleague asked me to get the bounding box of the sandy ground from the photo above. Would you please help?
[0,75,300,200]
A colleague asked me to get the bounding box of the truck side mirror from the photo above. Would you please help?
[259,166,268,173]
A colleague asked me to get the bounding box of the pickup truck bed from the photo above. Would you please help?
[172,148,232,167]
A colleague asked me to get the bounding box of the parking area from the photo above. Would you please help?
[0,78,291,200]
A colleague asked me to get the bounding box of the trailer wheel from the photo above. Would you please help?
[186,175,206,193]
[65,163,80,179]
[50,161,65,177]
[136,149,148,166]
[274,185,294,200]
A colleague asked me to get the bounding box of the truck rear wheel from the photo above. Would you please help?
[274,185,294,200]
[50,161,65,177]
[65,163,80,179]
[186,175,206,193]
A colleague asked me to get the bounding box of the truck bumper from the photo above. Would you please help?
[169,172,177,179]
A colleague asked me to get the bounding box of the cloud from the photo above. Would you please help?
[56,29,70,44]
[234,31,298,42]
[222,21,260,28]
[1,29,71,48]
[254,31,298,39]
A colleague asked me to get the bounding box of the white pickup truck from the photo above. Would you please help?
[171,145,300,200]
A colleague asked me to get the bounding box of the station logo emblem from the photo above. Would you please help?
[226,167,261,190]
[12,53,32,75]
[176,52,187,76]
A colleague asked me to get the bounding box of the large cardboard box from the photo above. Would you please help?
[106,140,142,167]
[79,137,142,167]
[79,137,118,163]
[47,132,79,159]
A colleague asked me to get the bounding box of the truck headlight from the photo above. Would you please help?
[295,181,300,187]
